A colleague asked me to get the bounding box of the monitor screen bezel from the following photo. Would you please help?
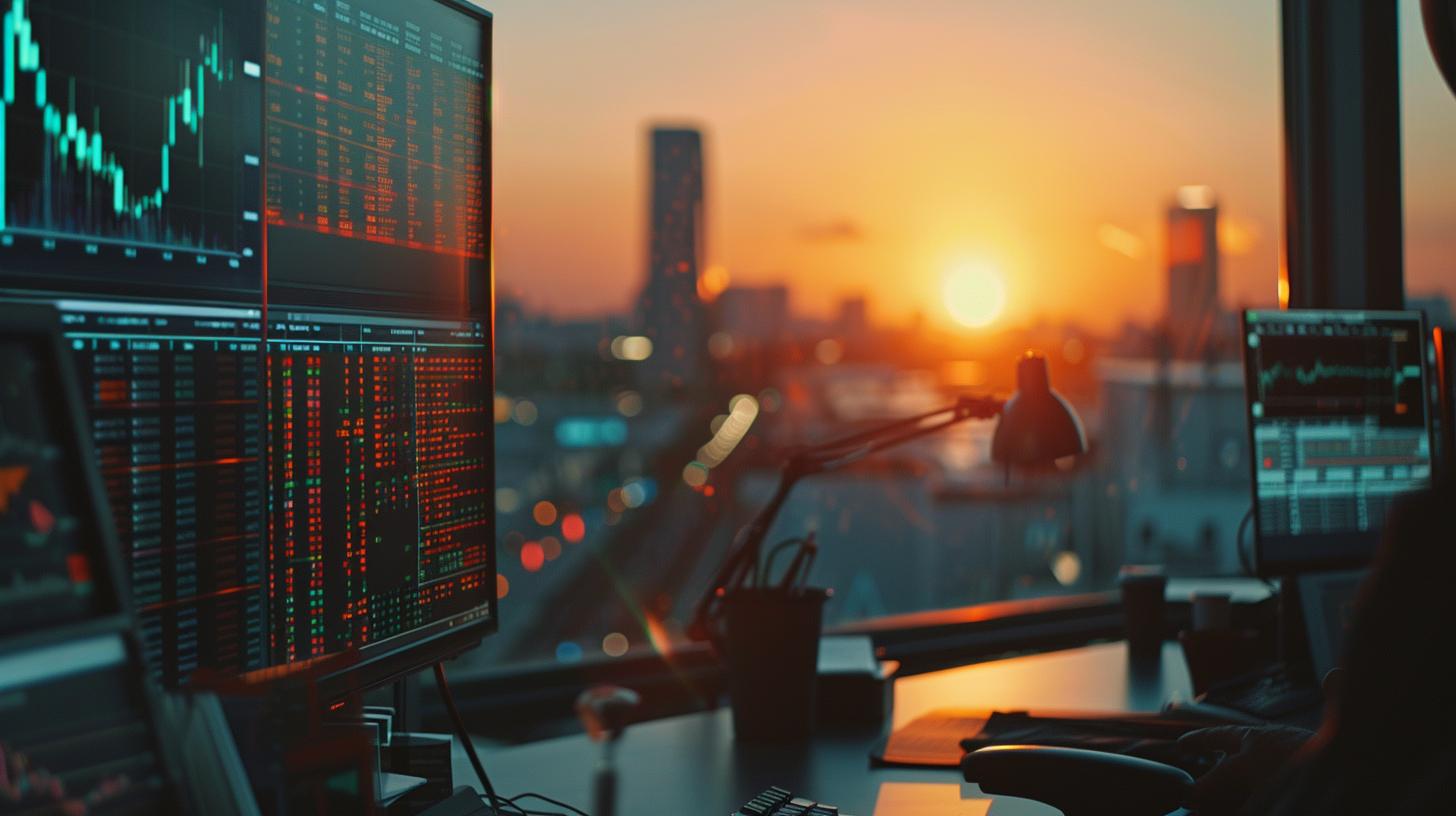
[267,0,500,693]
[1241,308,1435,577]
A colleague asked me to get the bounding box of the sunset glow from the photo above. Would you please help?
[486,0,1455,327]
[943,264,1008,329]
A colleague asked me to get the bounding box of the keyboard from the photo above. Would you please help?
[734,786,854,815]
[1199,665,1323,721]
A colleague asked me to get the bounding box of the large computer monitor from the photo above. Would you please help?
[263,0,494,694]
[0,0,269,688]
[1242,309,1436,575]
[1,0,493,696]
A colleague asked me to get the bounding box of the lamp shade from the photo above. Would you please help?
[991,351,1087,468]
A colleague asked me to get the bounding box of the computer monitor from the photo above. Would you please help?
[0,304,126,641]
[262,0,494,694]
[0,0,269,688]
[1242,309,1435,575]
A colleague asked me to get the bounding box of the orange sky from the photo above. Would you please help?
[484,0,1456,333]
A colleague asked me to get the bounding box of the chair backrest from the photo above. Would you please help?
[1425,0,1456,97]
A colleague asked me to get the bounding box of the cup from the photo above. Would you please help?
[1191,592,1233,632]
[720,587,830,741]
[1119,565,1167,659]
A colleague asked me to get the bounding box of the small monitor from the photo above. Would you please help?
[0,634,181,814]
[1242,309,1435,575]
[0,305,124,638]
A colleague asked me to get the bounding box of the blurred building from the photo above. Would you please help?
[837,296,869,337]
[1096,358,1249,575]
[637,127,709,390]
[717,285,790,347]
[1166,185,1221,359]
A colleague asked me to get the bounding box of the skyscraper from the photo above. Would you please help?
[637,127,708,390]
[1165,185,1220,359]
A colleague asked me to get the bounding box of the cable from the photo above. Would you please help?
[508,793,590,816]
[1236,506,1255,577]
[1235,505,1279,593]
[433,662,511,814]
[757,536,803,586]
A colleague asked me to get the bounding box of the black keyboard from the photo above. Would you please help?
[734,786,854,816]
[1199,666,1323,721]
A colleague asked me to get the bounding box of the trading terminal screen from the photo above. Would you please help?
[1244,310,1435,572]
[267,310,491,664]
[264,0,489,313]
[0,0,492,691]
[0,327,116,637]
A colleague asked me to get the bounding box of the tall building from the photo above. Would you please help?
[637,127,708,390]
[1165,185,1220,359]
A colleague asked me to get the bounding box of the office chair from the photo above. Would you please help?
[1425,0,1456,97]
[962,746,1193,816]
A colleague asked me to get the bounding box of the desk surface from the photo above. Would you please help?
[458,641,1192,815]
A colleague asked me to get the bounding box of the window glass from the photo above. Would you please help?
[461,0,1291,672]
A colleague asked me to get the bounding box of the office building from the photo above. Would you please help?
[636,127,709,390]
[1165,185,1221,359]
[717,284,791,347]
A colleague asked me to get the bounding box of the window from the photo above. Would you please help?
[459,0,1295,673]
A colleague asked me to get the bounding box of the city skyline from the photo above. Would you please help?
[485,0,1456,332]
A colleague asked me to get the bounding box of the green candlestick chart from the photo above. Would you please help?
[0,0,257,258]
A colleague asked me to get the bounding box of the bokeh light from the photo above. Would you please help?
[602,632,629,658]
[521,542,545,572]
[561,513,585,543]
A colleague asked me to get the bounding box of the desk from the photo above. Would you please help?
[457,641,1192,815]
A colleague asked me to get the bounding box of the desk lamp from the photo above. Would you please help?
[688,350,1086,644]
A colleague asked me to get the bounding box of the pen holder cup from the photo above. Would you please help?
[721,587,831,742]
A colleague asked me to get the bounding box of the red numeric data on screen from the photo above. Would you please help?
[267,311,491,663]
[264,0,487,307]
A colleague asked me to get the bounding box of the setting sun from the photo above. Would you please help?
[942,264,1008,329]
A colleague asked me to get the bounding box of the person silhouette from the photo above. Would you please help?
[1179,474,1456,814]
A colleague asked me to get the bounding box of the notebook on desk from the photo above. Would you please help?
[874,708,1213,769]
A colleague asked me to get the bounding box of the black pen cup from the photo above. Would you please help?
[721,587,831,742]
[1120,565,1168,660]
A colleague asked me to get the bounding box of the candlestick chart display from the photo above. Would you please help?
[0,0,262,297]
